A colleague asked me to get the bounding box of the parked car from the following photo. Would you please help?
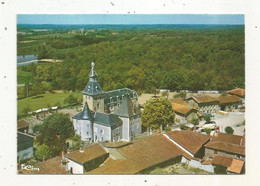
[202,123,218,130]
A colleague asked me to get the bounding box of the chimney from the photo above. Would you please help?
[240,138,243,146]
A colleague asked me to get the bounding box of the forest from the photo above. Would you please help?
[17,24,245,96]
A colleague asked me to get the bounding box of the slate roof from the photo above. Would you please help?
[227,159,245,174]
[114,97,140,118]
[228,88,245,98]
[82,81,104,95]
[171,103,196,116]
[66,144,108,165]
[72,104,94,121]
[104,88,137,105]
[219,95,242,105]
[17,131,35,152]
[166,131,211,155]
[94,112,122,130]
[205,141,245,156]
[19,156,68,174]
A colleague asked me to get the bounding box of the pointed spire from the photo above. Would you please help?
[81,104,94,121]
[89,61,98,82]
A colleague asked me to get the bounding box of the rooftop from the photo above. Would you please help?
[17,120,29,130]
[72,104,94,121]
[20,156,67,174]
[113,96,140,118]
[227,159,245,174]
[189,95,219,104]
[211,155,233,167]
[228,88,245,98]
[170,98,188,106]
[205,141,245,156]
[212,132,245,145]
[66,144,108,165]
[171,103,196,116]
[218,95,242,105]
[94,112,122,130]
[166,131,211,155]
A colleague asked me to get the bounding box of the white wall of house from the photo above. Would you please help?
[73,119,93,142]
[119,117,130,141]
[181,156,214,173]
[93,123,111,142]
[18,147,34,161]
[66,158,84,174]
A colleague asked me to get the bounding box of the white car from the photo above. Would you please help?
[202,123,218,130]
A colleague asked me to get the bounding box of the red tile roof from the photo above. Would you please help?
[189,95,219,104]
[19,156,67,174]
[228,88,245,97]
[212,133,244,145]
[172,103,196,116]
[205,141,245,156]
[227,159,245,174]
[219,95,242,104]
[211,155,233,167]
[166,130,211,155]
[170,98,188,106]
[66,144,108,164]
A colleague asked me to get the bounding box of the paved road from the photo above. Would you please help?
[213,112,245,135]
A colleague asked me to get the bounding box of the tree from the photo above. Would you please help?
[161,91,169,98]
[180,124,186,130]
[191,118,199,126]
[64,95,78,106]
[31,82,43,97]
[174,92,186,99]
[35,144,54,161]
[204,128,211,135]
[142,97,174,131]
[225,126,234,134]
[214,165,227,174]
[36,113,74,156]
[204,115,211,123]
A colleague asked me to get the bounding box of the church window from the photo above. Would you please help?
[95,86,98,90]
[115,128,119,134]
[110,106,114,110]
[110,97,113,102]
[100,129,104,134]
[94,127,97,133]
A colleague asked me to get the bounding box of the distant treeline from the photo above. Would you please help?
[17,25,245,94]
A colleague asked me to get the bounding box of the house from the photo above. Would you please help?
[17,120,29,133]
[204,133,245,160]
[218,95,242,111]
[19,156,67,174]
[17,131,35,162]
[187,95,220,114]
[228,88,245,106]
[72,104,123,143]
[72,62,141,142]
[164,130,211,158]
[171,103,198,124]
[65,144,109,174]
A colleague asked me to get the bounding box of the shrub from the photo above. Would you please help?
[225,126,234,134]
[191,118,199,126]
[180,124,186,130]
[205,128,211,135]
[164,126,171,132]
[214,165,227,174]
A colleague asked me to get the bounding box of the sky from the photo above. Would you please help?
[17,14,244,25]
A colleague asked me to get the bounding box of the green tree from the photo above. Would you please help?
[30,82,43,97]
[180,124,186,130]
[204,115,211,123]
[205,128,211,135]
[225,126,234,134]
[142,97,174,131]
[64,95,78,106]
[161,91,169,98]
[191,118,199,126]
[214,165,227,174]
[35,144,54,161]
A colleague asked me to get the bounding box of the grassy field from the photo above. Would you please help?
[18,92,82,115]
[17,68,34,84]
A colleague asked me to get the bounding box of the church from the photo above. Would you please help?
[72,62,141,143]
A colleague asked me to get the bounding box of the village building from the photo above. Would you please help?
[171,103,198,124]
[17,120,29,133]
[228,88,245,106]
[72,62,141,142]
[219,95,243,111]
[19,156,68,174]
[64,144,109,174]
[17,131,35,162]
[187,95,220,114]
[204,133,245,160]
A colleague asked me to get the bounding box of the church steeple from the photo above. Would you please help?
[89,61,98,82]
[82,61,103,95]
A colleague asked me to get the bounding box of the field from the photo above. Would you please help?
[17,68,34,84]
[17,92,82,115]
